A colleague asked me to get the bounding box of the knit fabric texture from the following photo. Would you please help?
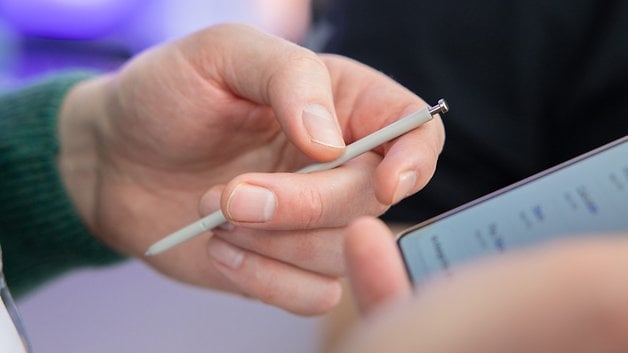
[0,73,124,298]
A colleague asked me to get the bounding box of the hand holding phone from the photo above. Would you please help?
[339,136,628,353]
[340,217,628,353]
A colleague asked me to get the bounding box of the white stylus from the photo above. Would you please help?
[145,99,449,256]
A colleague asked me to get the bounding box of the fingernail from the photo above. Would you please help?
[208,239,244,269]
[302,104,345,148]
[226,183,276,222]
[393,171,416,204]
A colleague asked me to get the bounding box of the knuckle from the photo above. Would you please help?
[267,49,327,94]
[252,268,281,306]
[298,187,326,228]
[191,23,241,49]
[202,23,253,38]
[282,49,327,74]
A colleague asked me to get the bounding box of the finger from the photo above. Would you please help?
[208,153,389,229]
[178,23,345,162]
[345,217,411,315]
[321,55,446,205]
[206,237,342,315]
[335,237,628,353]
[201,185,345,276]
[374,115,445,204]
[211,227,346,277]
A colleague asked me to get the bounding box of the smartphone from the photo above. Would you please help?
[397,135,628,285]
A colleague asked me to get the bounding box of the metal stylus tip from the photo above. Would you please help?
[428,99,449,115]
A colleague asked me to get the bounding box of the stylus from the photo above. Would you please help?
[145,99,449,256]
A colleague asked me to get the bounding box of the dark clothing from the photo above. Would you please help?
[324,0,628,222]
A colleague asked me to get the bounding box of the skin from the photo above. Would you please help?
[56,24,444,315]
[339,217,628,353]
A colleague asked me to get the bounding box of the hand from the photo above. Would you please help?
[340,217,628,352]
[57,24,445,314]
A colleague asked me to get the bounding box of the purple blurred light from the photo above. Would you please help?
[0,0,145,39]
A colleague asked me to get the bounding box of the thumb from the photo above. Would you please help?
[179,23,345,161]
[344,217,412,315]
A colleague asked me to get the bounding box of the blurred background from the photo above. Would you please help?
[6,0,627,352]
[1,1,331,352]
[0,0,316,87]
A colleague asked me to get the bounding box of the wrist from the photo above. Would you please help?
[57,75,112,236]
[0,73,125,295]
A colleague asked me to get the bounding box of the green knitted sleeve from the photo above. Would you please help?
[0,73,125,298]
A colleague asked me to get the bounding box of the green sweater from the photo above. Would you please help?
[0,74,124,298]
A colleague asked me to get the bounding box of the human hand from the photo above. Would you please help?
[57,24,444,314]
[340,217,628,352]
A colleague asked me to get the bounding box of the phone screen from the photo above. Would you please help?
[397,135,628,284]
